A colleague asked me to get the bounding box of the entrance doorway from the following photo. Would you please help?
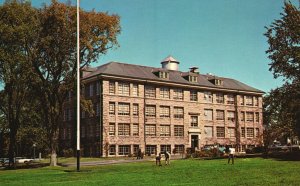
[191,135,199,153]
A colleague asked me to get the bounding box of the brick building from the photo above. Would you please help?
[60,56,264,157]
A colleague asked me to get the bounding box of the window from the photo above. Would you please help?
[81,126,85,138]
[109,123,115,136]
[228,127,235,138]
[109,81,115,94]
[119,145,130,155]
[203,91,213,103]
[132,84,138,96]
[173,89,183,100]
[189,76,198,82]
[81,110,85,118]
[160,145,171,153]
[160,106,170,118]
[159,71,169,79]
[160,87,170,99]
[145,125,156,136]
[227,111,235,122]
[215,79,223,86]
[118,103,130,116]
[190,90,198,101]
[241,111,245,121]
[133,104,139,116]
[190,116,198,127]
[118,123,130,136]
[96,125,100,137]
[109,102,115,115]
[246,112,254,122]
[96,82,100,95]
[255,128,260,138]
[255,112,259,122]
[246,96,253,106]
[204,109,213,121]
[216,93,224,103]
[216,127,225,138]
[247,128,254,138]
[118,82,130,96]
[216,110,224,120]
[145,86,156,98]
[132,124,139,136]
[227,94,235,104]
[174,125,184,137]
[174,145,185,154]
[160,125,171,136]
[96,103,100,116]
[133,145,139,155]
[240,95,244,105]
[89,84,94,97]
[174,107,184,119]
[241,127,245,137]
[146,145,156,155]
[109,145,116,155]
[254,97,259,106]
[204,126,213,137]
[145,105,156,117]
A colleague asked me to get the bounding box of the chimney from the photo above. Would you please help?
[189,67,199,74]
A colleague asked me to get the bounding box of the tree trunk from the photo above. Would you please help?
[8,128,16,168]
[50,130,58,166]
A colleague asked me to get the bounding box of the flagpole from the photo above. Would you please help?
[76,0,80,172]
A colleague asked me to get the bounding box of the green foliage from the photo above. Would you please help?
[264,2,300,140]
[1,158,300,185]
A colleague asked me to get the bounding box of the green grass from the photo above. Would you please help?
[39,156,139,164]
[1,158,300,185]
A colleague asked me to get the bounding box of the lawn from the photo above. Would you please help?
[0,158,299,185]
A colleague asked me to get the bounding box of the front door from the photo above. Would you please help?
[191,135,199,153]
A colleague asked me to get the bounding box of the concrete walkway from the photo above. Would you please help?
[62,155,184,167]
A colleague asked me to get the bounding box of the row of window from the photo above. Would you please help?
[108,81,260,107]
[109,123,184,137]
[204,126,260,138]
[204,109,260,122]
[109,144,185,156]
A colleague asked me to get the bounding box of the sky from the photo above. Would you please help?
[1,0,298,93]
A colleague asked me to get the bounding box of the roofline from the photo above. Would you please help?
[82,73,265,95]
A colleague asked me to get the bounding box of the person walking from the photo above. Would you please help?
[228,147,235,165]
[165,151,171,165]
[156,153,162,166]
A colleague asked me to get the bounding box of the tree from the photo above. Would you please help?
[30,0,120,166]
[0,0,39,167]
[264,1,300,141]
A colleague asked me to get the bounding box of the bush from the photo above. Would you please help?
[62,148,74,158]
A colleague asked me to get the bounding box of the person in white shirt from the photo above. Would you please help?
[228,147,235,164]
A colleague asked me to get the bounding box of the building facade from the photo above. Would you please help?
[60,56,264,157]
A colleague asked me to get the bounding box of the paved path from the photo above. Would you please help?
[62,155,184,167]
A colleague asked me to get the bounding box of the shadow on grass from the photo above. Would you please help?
[263,151,300,161]
[1,163,50,170]
[63,170,92,173]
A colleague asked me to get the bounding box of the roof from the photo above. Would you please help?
[83,62,264,94]
[161,55,179,64]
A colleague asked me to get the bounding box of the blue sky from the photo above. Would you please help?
[1,0,298,93]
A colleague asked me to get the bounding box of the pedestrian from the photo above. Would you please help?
[228,147,235,164]
[156,153,162,166]
[137,148,142,159]
[165,151,171,165]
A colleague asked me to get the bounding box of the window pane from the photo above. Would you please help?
[204,126,213,137]
[118,82,130,96]
[145,86,156,98]
[146,105,156,117]
[216,127,225,138]
[160,87,170,99]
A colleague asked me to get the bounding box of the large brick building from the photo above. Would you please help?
[60,56,264,157]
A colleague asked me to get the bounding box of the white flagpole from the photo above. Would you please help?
[76,0,80,172]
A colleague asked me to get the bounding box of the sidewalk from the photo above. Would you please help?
[61,155,184,167]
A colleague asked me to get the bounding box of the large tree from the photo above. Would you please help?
[0,0,38,167]
[31,1,120,166]
[264,2,300,141]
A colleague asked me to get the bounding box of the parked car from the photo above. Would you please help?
[15,157,34,164]
[0,158,9,166]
